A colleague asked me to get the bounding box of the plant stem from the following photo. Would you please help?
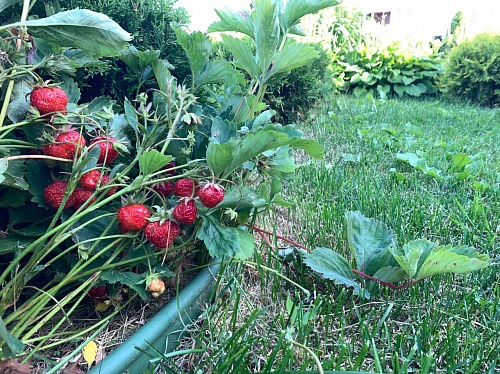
[0,0,31,128]
[289,340,325,374]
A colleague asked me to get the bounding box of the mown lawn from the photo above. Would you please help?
[163,95,499,374]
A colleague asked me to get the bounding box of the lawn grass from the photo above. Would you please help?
[156,95,499,373]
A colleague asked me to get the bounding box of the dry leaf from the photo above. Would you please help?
[0,359,31,374]
[63,361,85,374]
[94,299,111,312]
[82,340,98,370]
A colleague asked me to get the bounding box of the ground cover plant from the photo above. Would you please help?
[159,96,499,373]
[0,0,497,373]
[0,0,342,371]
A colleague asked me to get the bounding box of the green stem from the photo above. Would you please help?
[0,0,32,128]
[289,340,325,374]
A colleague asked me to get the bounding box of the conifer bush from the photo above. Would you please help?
[441,32,500,107]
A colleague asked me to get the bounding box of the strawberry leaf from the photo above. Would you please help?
[100,270,149,300]
[9,9,131,57]
[303,247,368,298]
[0,317,24,358]
[391,240,491,281]
[139,150,174,176]
[346,211,398,276]
[197,215,247,258]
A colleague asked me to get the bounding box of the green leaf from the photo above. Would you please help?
[101,270,149,300]
[2,159,28,190]
[12,10,131,57]
[139,150,173,176]
[0,158,8,185]
[393,84,406,96]
[404,83,424,97]
[207,128,322,177]
[371,266,407,283]
[0,317,24,358]
[195,60,242,89]
[123,97,138,132]
[346,211,396,276]
[0,234,33,255]
[396,152,442,180]
[391,240,491,281]
[67,209,118,254]
[282,0,339,29]
[215,186,267,211]
[208,8,254,37]
[0,0,22,13]
[450,153,471,171]
[220,34,259,80]
[253,0,280,75]
[174,29,211,79]
[271,39,319,77]
[152,59,173,93]
[303,247,367,297]
[7,77,32,123]
[234,229,255,260]
[211,116,238,144]
[196,215,243,258]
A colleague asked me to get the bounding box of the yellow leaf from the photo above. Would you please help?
[82,340,98,370]
[94,299,111,312]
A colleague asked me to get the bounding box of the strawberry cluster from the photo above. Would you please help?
[116,178,225,251]
[31,86,123,211]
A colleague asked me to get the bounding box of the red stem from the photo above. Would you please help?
[250,225,422,290]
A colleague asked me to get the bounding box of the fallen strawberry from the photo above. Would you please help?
[88,285,107,298]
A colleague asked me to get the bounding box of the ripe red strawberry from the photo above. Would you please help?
[99,174,118,196]
[173,178,198,198]
[72,188,96,210]
[173,199,197,224]
[88,285,106,298]
[146,278,165,298]
[43,180,76,209]
[30,85,68,115]
[89,136,119,165]
[198,183,224,208]
[164,161,177,176]
[79,170,103,191]
[144,220,180,248]
[152,181,174,197]
[43,130,86,160]
[117,204,151,232]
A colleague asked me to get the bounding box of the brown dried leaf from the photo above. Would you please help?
[0,359,31,374]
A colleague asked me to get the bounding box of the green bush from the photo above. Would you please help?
[2,0,191,102]
[264,44,333,123]
[333,43,444,99]
[440,32,500,107]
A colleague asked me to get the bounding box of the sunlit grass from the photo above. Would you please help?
[154,95,499,373]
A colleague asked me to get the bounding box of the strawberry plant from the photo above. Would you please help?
[303,211,491,298]
[0,0,338,367]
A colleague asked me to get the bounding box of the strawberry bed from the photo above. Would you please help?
[0,1,331,371]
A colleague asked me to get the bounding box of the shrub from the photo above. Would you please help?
[264,44,333,123]
[440,32,500,107]
[333,43,444,99]
[2,0,192,103]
